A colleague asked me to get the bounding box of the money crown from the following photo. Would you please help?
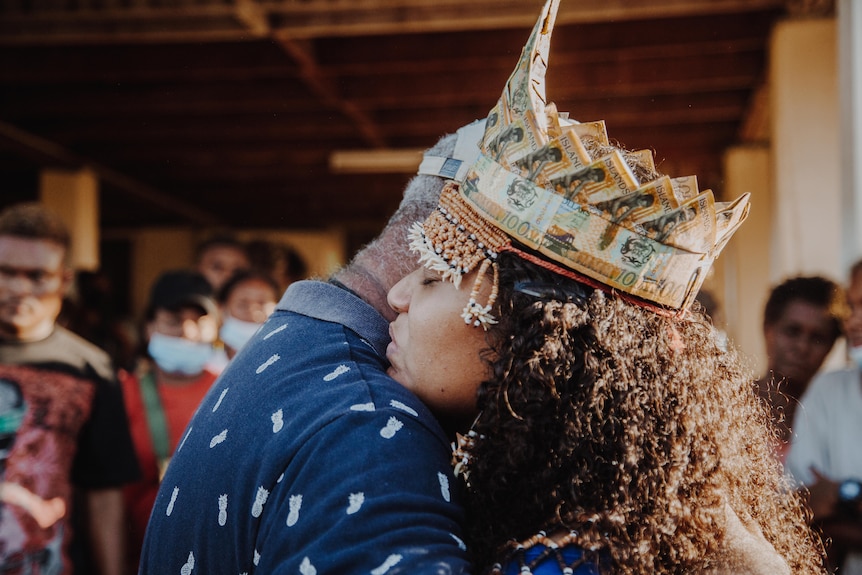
[410,0,750,314]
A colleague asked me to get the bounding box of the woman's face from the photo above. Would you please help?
[224,278,278,324]
[386,266,491,419]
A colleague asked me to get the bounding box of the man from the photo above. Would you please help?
[140,122,486,574]
[0,203,140,574]
[786,261,862,574]
[119,269,220,570]
[194,234,250,292]
[755,275,845,460]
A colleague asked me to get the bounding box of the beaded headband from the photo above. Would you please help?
[409,0,750,328]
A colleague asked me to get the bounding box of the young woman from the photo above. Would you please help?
[385,1,827,572]
[388,249,825,573]
[216,270,280,360]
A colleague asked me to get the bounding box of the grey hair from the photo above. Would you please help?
[342,132,458,290]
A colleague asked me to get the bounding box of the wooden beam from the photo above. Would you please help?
[275,37,387,148]
[0,0,785,45]
[269,0,785,39]
[0,121,222,225]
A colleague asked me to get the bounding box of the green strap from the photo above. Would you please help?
[139,371,171,467]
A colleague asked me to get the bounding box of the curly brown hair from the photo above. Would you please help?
[463,251,827,574]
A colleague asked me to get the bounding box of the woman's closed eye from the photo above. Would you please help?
[420,270,442,286]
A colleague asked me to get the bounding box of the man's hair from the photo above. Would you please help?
[246,240,309,282]
[346,131,458,284]
[216,269,280,305]
[0,202,70,251]
[763,275,846,340]
[194,233,248,264]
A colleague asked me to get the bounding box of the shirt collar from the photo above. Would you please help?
[277,280,390,358]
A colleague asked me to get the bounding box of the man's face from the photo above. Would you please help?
[844,271,862,348]
[196,246,249,292]
[764,299,837,387]
[0,235,70,341]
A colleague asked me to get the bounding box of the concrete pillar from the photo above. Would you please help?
[839,0,862,271]
[131,228,196,319]
[721,145,772,373]
[39,168,100,270]
[770,18,841,281]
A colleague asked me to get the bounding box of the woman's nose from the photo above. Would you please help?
[387,273,413,314]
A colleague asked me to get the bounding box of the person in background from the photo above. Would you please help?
[754,276,845,461]
[63,269,138,372]
[216,270,279,360]
[194,234,250,292]
[786,260,862,574]
[0,202,140,575]
[138,120,487,574]
[282,244,310,285]
[120,269,219,571]
[246,239,310,295]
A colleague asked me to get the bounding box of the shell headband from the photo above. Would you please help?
[410,0,750,328]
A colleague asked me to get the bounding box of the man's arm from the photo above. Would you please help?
[804,469,862,568]
[87,487,126,575]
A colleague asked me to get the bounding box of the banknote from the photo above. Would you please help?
[712,193,751,254]
[591,176,680,250]
[539,199,711,308]
[483,0,555,167]
[569,120,609,145]
[636,190,715,253]
[462,152,563,253]
[485,115,532,163]
[630,149,656,173]
[545,102,563,140]
[553,151,640,205]
[593,176,679,226]
[482,100,506,155]
[501,3,552,118]
[670,175,699,202]
[510,128,592,187]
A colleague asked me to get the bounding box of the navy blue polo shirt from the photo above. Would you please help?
[139,281,470,575]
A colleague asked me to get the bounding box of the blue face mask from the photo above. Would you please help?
[148,332,214,376]
[219,315,261,353]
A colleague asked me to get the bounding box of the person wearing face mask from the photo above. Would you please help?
[216,270,279,360]
[119,269,219,572]
[786,259,862,574]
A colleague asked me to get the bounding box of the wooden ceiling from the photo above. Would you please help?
[0,0,800,235]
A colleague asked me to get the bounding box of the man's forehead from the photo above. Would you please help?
[775,300,834,328]
[0,235,66,268]
[154,306,212,321]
